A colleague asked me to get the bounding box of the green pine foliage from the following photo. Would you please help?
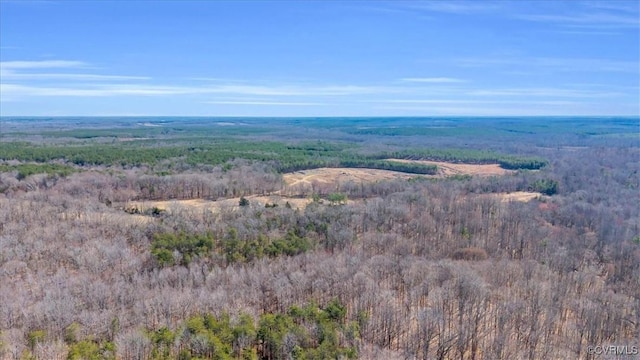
[0,139,545,174]
[150,229,312,268]
[327,192,347,205]
[151,232,215,267]
[386,149,548,170]
[66,340,116,360]
[335,159,438,175]
[224,229,311,265]
[531,179,559,195]
[0,163,75,179]
[27,330,46,350]
[144,301,357,360]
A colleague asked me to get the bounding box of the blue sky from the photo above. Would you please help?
[0,0,638,116]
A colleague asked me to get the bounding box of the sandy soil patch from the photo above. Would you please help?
[283,167,419,188]
[57,210,154,225]
[124,191,540,216]
[495,191,541,202]
[387,159,513,177]
[282,160,515,190]
[126,194,315,213]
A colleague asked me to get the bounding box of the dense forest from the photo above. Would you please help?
[0,117,638,359]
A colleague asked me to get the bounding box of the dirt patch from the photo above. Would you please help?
[252,196,313,209]
[126,195,315,213]
[58,210,154,225]
[282,161,514,190]
[495,191,541,202]
[387,159,513,177]
[283,168,420,188]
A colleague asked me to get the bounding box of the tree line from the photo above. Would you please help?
[1,140,546,175]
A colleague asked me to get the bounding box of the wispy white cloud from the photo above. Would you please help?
[2,58,635,116]
[381,99,468,104]
[0,83,399,98]
[404,1,502,15]
[515,11,640,29]
[1,59,151,82]
[0,60,86,69]
[1,73,151,81]
[512,1,639,30]
[454,56,639,73]
[1,84,177,97]
[582,1,640,14]
[205,100,323,106]
[467,87,623,98]
[401,77,467,83]
[1,59,403,101]
[389,1,638,31]
[555,30,624,36]
[379,99,580,105]
[201,84,394,97]
[189,77,251,83]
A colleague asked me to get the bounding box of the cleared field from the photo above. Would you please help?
[282,161,511,193]
[283,167,421,187]
[494,191,541,202]
[388,159,513,177]
[126,195,315,213]
[124,163,536,214]
[125,191,542,216]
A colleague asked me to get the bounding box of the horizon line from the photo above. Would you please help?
[1,115,639,118]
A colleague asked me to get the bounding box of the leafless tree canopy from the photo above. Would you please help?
[1,118,638,359]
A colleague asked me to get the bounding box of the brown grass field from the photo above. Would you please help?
[387,159,514,177]
[127,195,314,213]
[494,191,540,202]
[283,167,420,187]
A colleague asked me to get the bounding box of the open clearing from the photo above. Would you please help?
[388,159,513,177]
[494,191,541,202]
[283,167,420,188]
[126,190,541,216]
[282,161,512,191]
[124,162,536,214]
[126,195,315,213]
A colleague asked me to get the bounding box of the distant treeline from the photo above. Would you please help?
[382,149,548,170]
[275,159,438,175]
[0,140,545,175]
[0,163,76,179]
